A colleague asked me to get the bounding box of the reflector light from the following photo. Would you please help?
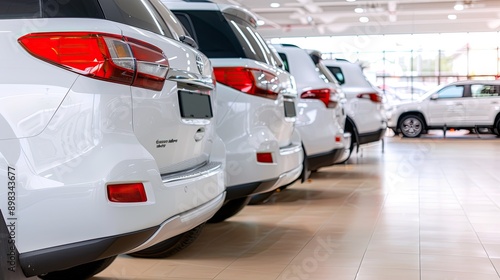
[357,93,383,103]
[335,136,342,142]
[256,152,274,163]
[18,32,169,91]
[107,183,147,203]
[214,67,280,99]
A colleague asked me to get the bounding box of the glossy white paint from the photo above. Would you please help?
[323,59,387,137]
[212,58,303,187]
[163,0,303,191]
[0,17,225,255]
[273,44,347,158]
[387,80,500,130]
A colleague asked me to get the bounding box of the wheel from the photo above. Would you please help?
[399,115,424,138]
[248,190,276,205]
[39,256,116,280]
[495,119,500,136]
[208,196,251,223]
[128,223,205,258]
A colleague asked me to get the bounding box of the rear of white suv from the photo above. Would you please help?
[0,0,225,278]
[323,59,387,155]
[164,1,304,221]
[273,44,349,170]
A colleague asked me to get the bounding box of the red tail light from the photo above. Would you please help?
[256,152,274,163]
[107,183,147,203]
[214,67,280,100]
[18,32,169,91]
[301,88,338,108]
[357,93,383,103]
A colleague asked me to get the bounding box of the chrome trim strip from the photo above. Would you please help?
[167,68,214,90]
[279,143,303,156]
[162,162,223,184]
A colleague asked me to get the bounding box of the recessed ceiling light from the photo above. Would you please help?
[257,20,265,26]
[454,3,464,10]
[359,16,369,23]
[448,14,457,20]
[354,7,364,13]
[346,0,356,2]
[270,3,280,8]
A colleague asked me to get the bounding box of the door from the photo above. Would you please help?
[426,84,466,126]
[463,84,500,125]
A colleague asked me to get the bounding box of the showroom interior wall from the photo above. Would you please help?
[270,31,500,94]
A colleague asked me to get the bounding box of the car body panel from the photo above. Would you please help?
[323,59,387,141]
[164,2,303,194]
[388,80,500,131]
[1,2,225,275]
[273,44,346,159]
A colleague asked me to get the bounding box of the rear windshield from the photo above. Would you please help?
[0,0,104,19]
[0,0,173,38]
[174,10,244,58]
[174,10,279,66]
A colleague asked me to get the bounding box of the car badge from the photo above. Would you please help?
[196,54,204,75]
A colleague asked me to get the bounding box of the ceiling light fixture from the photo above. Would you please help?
[354,7,364,13]
[454,2,465,10]
[359,16,369,23]
[257,20,265,26]
[448,14,458,20]
[270,3,280,8]
[346,0,356,2]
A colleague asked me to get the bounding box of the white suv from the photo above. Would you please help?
[323,59,387,155]
[387,80,500,137]
[272,44,350,170]
[163,1,304,220]
[0,0,225,278]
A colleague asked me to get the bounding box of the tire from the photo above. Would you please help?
[128,223,205,258]
[248,190,276,205]
[208,196,251,223]
[39,256,116,280]
[495,119,500,136]
[399,115,424,138]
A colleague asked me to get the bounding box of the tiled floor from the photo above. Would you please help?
[94,132,500,280]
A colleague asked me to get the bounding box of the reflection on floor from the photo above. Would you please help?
[94,135,500,280]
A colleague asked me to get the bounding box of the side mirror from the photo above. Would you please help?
[430,93,439,100]
[179,35,198,49]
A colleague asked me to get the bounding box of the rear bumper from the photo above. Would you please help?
[358,128,386,145]
[335,132,352,163]
[20,226,158,277]
[225,179,279,201]
[19,192,225,277]
[307,148,345,171]
[126,192,225,253]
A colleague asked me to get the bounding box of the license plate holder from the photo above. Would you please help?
[178,91,213,119]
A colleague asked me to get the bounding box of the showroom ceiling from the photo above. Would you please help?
[211,0,500,37]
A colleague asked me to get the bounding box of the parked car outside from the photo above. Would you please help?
[0,0,225,278]
[387,80,500,137]
[163,1,304,219]
[273,44,350,168]
[323,59,387,153]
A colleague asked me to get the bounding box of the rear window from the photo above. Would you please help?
[327,66,346,85]
[278,53,290,72]
[174,10,279,66]
[0,0,104,19]
[0,0,173,38]
[174,10,244,58]
[99,0,172,38]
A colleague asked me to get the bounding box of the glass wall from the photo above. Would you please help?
[270,32,500,98]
